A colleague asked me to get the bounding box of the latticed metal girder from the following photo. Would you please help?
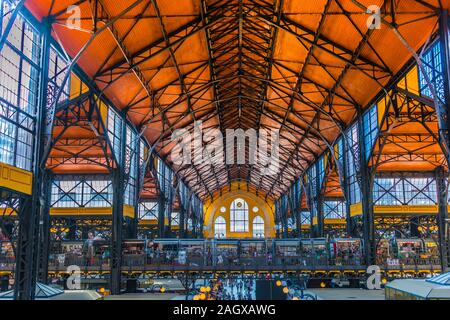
[18,0,446,202]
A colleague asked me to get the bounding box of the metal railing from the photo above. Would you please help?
[39,239,443,271]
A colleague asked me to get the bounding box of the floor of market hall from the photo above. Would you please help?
[104,289,385,300]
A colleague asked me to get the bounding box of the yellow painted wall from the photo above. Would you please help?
[203,182,275,238]
[49,205,136,218]
[350,202,441,216]
[0,162,33,195]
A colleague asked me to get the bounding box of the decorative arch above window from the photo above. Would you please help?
[230,198,248,232]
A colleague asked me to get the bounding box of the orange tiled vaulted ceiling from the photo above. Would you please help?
[25,0,450,200]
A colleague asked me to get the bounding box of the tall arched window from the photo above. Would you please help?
[214,216,226,238]
[230,198,248,232]
[252,216,265,238]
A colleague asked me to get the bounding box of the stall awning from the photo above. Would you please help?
[387,277,450,299]
[426,272,450,286]
[0,283,64,299]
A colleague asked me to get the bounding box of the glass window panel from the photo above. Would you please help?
[301,211,311,225]
[139,201,158,220]
[345,123,362,204]
[0,5,39,171]
[51,179,113,208]
[252,216,265,238]
[419,41,445,102]
[107,107,123,161]
[363,104,378,160]
[230,198,248,232]
[214,216,226,239]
